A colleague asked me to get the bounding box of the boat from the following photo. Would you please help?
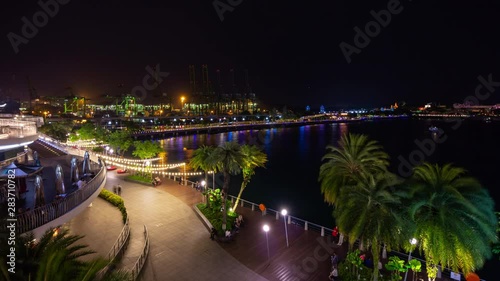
[429,126,439,133]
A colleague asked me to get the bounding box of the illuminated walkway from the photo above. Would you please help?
[105,173,268,281]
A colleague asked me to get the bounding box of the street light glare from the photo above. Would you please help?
[281,209,287,216]
[263,225,270,232]
[410,238,417,245]
[201,180,206,186]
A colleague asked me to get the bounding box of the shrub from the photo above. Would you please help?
[126,174,152,184]
[197,202,237,236]
[99,189,127,224]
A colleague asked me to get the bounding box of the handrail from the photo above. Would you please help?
[129,225,150,281]
[94,217,130,280]
[14,163,106,234]
[0,151,28,168]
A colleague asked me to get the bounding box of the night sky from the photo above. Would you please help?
[1,0,500,108]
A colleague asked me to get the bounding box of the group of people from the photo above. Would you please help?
[112,184,122,195]
[233,215,244,232]
[329,253,339,280]
[152,177,162,186]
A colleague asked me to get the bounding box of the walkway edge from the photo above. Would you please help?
[192,204,212,232]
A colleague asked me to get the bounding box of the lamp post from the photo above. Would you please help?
[403,238,418,281]
[183,163,186,185]
[263,224,270,263]
[145,160,151,179]
[105,146,109,155]
[201,180,206,192]
[281,209,289,247]
[212,171,215,189]
[181,96,185,113]
[109,148,113,155]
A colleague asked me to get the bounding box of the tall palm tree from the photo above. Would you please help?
[335,172,407,281]
[408,163,498,277]
[232,145,268,211]
[319,133,389,205]
[190,145,218,208]
[209,141,244,230]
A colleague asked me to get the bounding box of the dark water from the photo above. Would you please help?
[159,119,499,279]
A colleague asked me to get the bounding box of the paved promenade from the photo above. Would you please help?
[104,173,268,281]
[64,197,124,262]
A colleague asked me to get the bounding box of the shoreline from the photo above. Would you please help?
[134,115,409,139]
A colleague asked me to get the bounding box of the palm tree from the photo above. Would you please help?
[232,145,268,211]
[408,163,498,278]
[10,228,130,281]
[319,133,389,205]
[208,142,244,230]
[335,172,407,281]
[190,145,218,208]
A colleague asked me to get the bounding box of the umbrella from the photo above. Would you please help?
[82,151,91,175]
[55,164,65,195]
[0,163,29,177]
[34,175,46,208]
[70,157,79,182]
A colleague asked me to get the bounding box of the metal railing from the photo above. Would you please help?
[0,151,28,168]
[130,225,150,281]
[37,134,69,154]
[15,164,106,234]
[95,217,130,280]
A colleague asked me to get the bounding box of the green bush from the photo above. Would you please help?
[99,189,127,224]
[126,174,152,184]
[197,202,237,236]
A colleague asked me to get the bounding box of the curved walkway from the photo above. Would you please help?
[105,173,268,281]
[64,197,124,262]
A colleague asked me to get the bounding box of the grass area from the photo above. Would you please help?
[125,174,152,184]
[197,203,238,236]
[99,189,127,224]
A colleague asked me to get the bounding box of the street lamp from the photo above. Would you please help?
[403,238,418,281]
[263,224,270,263]
[109,149,113,155]
[105,146,109,155]
[281,209,289,247]
[181,96,185,113]
[201,180,206,191]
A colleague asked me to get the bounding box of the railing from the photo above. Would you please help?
[37,134,69,154]
[15,164,106,233]
[0,151,28,168]
[95,217,130,280]
[129,225,150,281]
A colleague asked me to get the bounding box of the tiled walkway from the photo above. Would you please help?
[64,196,124,262]
[105,173,268,281]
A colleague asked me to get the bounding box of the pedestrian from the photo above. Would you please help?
[210,227,217,240]
[117,185,122,195]
[178,177,182,185]
[113,185,117,193]
[331,253,339,266]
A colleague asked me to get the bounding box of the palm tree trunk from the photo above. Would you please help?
[371,240,380,281]
[222,170,230,230]
[232,180,248,211]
